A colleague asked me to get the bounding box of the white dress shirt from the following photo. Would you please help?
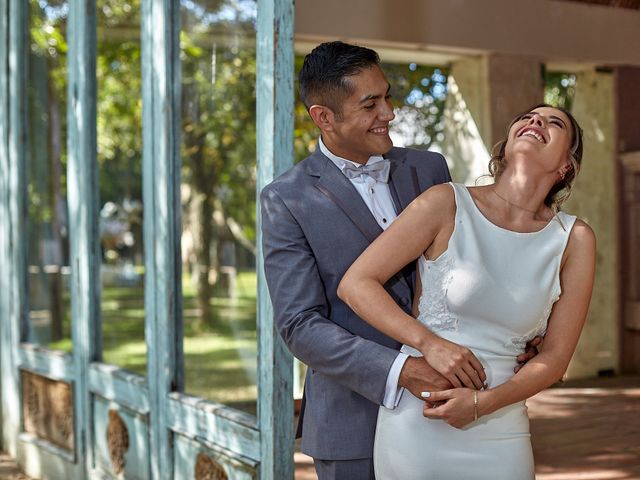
[319,138,408,408]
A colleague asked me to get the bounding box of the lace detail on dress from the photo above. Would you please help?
[416,253,458,332]
[504,292,557,353]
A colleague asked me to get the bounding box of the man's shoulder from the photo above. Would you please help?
[261,153,323,199]
[387,146,446,166]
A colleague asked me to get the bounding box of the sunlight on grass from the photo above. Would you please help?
[42,270,259,413]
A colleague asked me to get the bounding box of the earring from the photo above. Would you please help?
[559,170,565,180]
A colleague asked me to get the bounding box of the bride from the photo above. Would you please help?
[338,104,596,479]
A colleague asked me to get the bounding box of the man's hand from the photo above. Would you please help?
[514,336,544,373]
[398,356,452,402]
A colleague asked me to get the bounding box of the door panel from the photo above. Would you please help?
[93,397,151,480]
[173,434,258,480]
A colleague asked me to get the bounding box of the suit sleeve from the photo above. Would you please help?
[260,185,398,405]
[439,153,453,183]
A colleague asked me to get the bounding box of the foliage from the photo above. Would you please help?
[384,63,448,149]
[544,71,577,111]
[96,0,143,205]
[180,18,257,242]
[27,0,69,224]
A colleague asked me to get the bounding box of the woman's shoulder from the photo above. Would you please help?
[570,218,596,242]
[566,218,596,256]
[409,182,457,220]
[415,182,456,207]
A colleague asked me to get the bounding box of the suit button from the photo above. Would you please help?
[399,297,409,306]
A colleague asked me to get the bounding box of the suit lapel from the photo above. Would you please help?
[387,149,421,214]
[311,148,413,300]
[314,156,383,244]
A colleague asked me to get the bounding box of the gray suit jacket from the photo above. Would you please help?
[260,145,451,460]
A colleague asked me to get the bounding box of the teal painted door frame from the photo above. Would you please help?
[0,0,295,478]
[256,0,295,478]
[0,0,10,455]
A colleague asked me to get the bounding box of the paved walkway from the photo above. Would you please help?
[0,453,28,480]
[295,375,640,480]
[1,376,638,479]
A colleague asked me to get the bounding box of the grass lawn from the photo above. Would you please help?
[46,270,258,415]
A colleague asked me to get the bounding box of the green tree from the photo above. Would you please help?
[181,0,257,324]
[28,0,70,342]
[96,0,143,207]
[544,71,577,110]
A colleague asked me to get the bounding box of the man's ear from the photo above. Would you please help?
[309,105,336,132]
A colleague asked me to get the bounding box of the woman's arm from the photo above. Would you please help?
[423,220,596,428]
[338,183,486,389]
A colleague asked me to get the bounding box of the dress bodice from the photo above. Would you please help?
[401,182,576,387]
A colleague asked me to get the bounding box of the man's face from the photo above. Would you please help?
[322,65,395,164]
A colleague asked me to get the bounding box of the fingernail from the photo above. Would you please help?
[421,391,431,398]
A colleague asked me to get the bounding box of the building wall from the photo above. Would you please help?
[564,70,620,378]
[296,0,640,67]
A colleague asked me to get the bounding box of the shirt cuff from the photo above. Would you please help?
[382,352,409,409]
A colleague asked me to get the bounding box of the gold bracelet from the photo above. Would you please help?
[473,390,478,421]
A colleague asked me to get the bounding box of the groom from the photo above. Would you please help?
[261,41,537,479]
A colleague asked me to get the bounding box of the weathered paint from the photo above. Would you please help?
[3,0,28,459]
[67,0,100,476]
[166,393,259,462]
[18,346,74,383]
[18,433,84,479]
[141,0,183,478]
[256,0,295,478]
[173,433,258,480]
[0,0,9,456]
[88,364,150,415]
[93,396,151,479]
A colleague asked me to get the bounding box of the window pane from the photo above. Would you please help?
[97,0,145,373]
[180,0,258,415]
[27,0,72,350]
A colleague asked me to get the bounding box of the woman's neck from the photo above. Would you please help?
[491,170,554,221]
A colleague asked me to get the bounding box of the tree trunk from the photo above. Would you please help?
[194,192,215,327]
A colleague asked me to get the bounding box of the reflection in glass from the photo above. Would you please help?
[97,0,145,373]
[180,0,258,414]
[27,0,72,350]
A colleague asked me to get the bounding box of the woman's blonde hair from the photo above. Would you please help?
[488,103,584,214]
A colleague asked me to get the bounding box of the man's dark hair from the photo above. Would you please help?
[298,41,380,116]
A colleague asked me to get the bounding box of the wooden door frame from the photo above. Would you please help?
[619,151,640,373]
[0,0,296,478]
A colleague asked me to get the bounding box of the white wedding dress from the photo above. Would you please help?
[374,182,576,480]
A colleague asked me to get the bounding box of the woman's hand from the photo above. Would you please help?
[422,388,479,429]
[420,336,486,390]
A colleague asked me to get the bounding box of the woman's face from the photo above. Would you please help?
[505,106,573,172]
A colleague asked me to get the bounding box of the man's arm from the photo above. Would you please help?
[261,185,419,404]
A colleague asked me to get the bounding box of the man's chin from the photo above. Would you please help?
[375,137,393,154]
